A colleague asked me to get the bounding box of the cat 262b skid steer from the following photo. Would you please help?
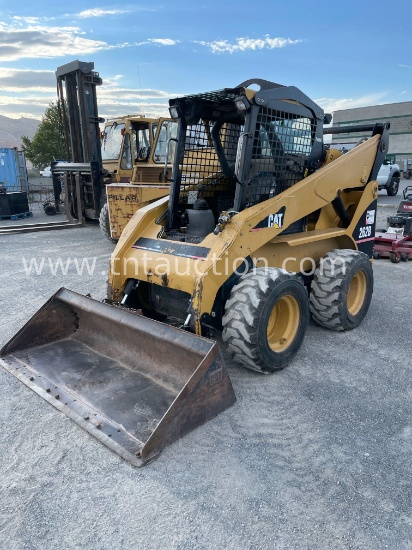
[1,79,388,466]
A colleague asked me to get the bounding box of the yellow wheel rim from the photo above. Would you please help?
[347,270,367,316]
[267,295,300,353]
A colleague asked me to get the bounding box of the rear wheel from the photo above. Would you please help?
[99,202,117,243]
[390,251,401,264]
[222,268,309,373]
[309,250,373,331]
[43,203,57,216]
[387,176,400,196]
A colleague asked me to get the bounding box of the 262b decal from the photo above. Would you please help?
[359,226,372,239]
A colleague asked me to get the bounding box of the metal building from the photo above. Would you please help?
[331,101,412,175]
[0,148,29,191]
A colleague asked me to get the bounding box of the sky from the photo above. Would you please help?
[0,0,411,121]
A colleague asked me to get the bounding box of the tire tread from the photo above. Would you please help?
[309,249,373,331]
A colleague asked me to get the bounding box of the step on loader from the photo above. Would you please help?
[1,79,389,466]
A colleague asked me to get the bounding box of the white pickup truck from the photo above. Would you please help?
[377,160,401,196]
[39,166,52,178]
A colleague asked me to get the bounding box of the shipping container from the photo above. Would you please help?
[0,148,28,191]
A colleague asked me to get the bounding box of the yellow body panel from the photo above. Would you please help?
[106,184,170,240]
[109,137,380,333]
[102,115,172,183]
[102,115,175,239]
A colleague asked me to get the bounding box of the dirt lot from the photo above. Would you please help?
[0,202,411,549]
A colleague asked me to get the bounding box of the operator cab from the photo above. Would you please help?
[165,79,326,243]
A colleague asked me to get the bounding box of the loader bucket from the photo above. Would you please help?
[0,288,235,467]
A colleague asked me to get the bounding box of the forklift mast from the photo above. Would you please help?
[54,61,106,221]
[56,60,104,164]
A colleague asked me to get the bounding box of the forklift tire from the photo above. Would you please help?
[222,268,309,373]
[99,202,118,243]
[309,250,373,331]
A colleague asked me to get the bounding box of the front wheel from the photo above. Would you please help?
[99,202,118,243]
[309,250,373,331]
[387,175,400,196]
[222,268,309,373]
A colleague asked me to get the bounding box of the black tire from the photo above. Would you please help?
[222,268,309,373]
[372,251,379,259]
[99,202,117,243]
[43,203,57,216]
[309,250,373,331]
[400,253,409,262]
[387,175,400,196]
[390,252,401,264]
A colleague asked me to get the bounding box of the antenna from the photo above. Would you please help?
[136,64,142,102]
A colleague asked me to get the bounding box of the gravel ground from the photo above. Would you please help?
[1,204,411,549]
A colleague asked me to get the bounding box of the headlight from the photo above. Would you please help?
[169,106,181,119]
[234,97,249,112]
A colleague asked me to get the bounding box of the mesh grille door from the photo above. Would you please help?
[243,107,315,207]
[178,119,241,210]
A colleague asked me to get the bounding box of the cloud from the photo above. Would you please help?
[12,16,44,24]
[99,87,174,100]
[0,22,130,61]
[399,64,411,69]
[0,68,176,120]
[196,35,303,54]
[97,82,178,117]
[76,8,129,18]
[0,68,55,92]
[136,38,179,47]
[99,100,170,116]
[0,94,171,120]
[0,95,52,119]
[316,93,388,113]
[150,38,178,46]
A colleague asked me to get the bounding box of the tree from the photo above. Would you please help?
[22,101,68,170]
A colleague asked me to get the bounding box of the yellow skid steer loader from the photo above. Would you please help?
[0,79,388,466]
